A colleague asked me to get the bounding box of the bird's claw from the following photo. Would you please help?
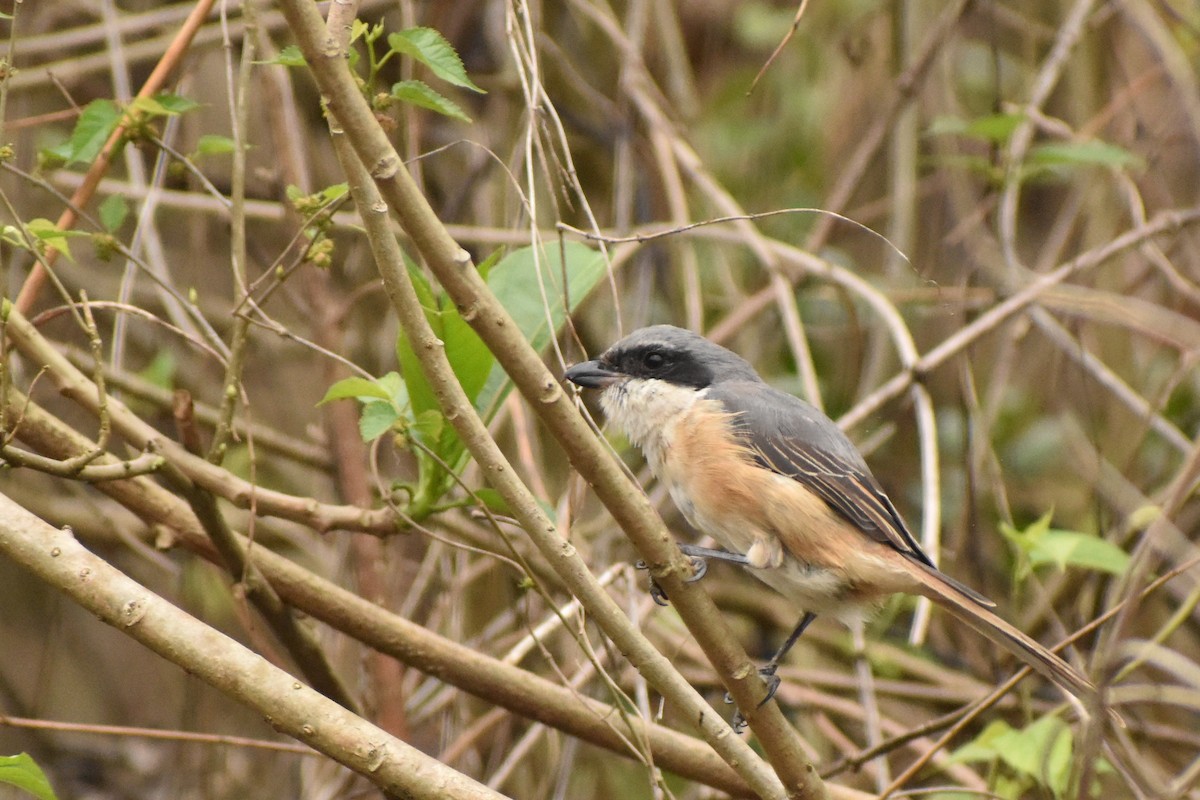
[635,560,671,606]
[635,555,708,606]
[723,664,783,733]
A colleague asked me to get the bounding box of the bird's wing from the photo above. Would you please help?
[708,382,995,607]
[708,382,930,561]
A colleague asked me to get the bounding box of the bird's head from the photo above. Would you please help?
[563,325,760,392]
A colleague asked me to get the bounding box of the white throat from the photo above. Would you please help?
[598,378,702,470]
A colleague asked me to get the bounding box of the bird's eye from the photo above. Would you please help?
[642,351,666,370]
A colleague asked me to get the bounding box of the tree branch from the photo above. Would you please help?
[0,493,504,800]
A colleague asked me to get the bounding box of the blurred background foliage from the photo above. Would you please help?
[1,0,1199,798]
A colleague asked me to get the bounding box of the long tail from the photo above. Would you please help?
[904,560,1096,701]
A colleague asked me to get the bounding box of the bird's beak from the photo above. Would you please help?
[564,359,623,389]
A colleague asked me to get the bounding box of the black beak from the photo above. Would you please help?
[564,359,623,389]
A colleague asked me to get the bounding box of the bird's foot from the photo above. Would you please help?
[724,664,783,733]
[634,555,708,605]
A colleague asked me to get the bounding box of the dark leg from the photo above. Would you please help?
[677,543,753,567]
[728,611,818,732]
[762,610,819,680]
[635,544,750,604]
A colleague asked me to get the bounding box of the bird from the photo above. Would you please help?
[564,324,1097,722]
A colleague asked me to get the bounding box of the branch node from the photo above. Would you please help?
[371,156,400,180]
[538,379,562,405]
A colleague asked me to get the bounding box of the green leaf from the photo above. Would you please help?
[395,267,493,475]
[475,248,502,281]
[0,753,59,800]
[407,260,438,314]
[98,194,129,232]
[927,113,1025,144]
[947,718,1013,764]
[949,716,1075,798]
[1002,511,1129,577]
[390,80,471,123]
[476,242,607,419]
[995,716,1073,795]
[472,487,511,516]
[26,218,87,263]
[999,509,1053,554]
[440,303,494,406]
[1028,140,1142,170]
[260,45,306,67]
[319,376,393,405]
[0,225,24,248]
[375,371,408,407]
[396,320,442,419]
[1029,530,1130,576]
[317,182,349,203]
[132,93,199,117]
[47,99,121,166]
[387,28,485,92]
[407,408,445,450]
[359,401,400,442]
[195,134,236,157]
[349,19,385,45]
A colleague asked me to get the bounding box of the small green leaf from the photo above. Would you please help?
[408,408,445,449]
[349,19,371,44]
[0,753,59,800]
[25,219,86,240]
[260,45,306,67]
[1,225,24,248]
[995,716,1073,794]
[375,371,408,407]
[1029,530,1130,576]
[947,719,1013,764]
[318,182,350,203]
[132,93,199,117]
[387,28,485,92]
[48,99,121,166]
[927,113,1025,143]
[319,376,392,405]
[26,218,87,263]
[1028,140,1142,170]
[359,401,400,442]
[195,134,236,157]
[1004,511,1128,577]
[390,80,471,123]
[98,194,129,233]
